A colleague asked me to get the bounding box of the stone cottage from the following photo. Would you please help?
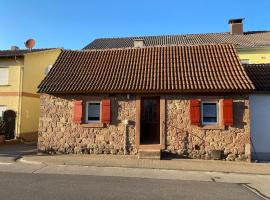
[37,43,254,161]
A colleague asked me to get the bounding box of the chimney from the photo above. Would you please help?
[228,18,244,35]
[133,39,144,48]
[10,46,19,51]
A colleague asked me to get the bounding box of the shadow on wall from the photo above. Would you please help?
[233,101,246,129]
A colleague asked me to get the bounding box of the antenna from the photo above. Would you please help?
[25,39,35,51]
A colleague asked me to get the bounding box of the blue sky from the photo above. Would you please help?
[0,0,269,50]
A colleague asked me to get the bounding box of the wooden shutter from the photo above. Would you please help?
[101,99,111,124]
[223,99,233,126]
[190,99,201,125]
[73,100,82,124]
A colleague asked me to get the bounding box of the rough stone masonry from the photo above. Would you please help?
[38,93,250,161]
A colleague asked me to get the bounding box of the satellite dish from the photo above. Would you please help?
[25,39,35,51]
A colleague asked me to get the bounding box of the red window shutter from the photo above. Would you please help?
[101,99,111,124]
[190,99,201,125]
[73,100,82,124]
[223,99,233,126]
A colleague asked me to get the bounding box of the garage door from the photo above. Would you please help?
[250,94,270,161]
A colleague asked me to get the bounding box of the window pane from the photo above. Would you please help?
[87,103,100,121]
[0,68,9,85]
[203,103,217,123]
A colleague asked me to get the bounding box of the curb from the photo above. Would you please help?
[18,158,43,165]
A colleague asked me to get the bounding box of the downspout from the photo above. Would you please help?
[123,119,129,155]
[15,56,24,139]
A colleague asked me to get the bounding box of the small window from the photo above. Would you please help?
[0,68,9,85]
[86,101,101,123]
[202,101,218,125]
[240,59,250,64]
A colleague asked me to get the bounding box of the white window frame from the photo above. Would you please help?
[201,101,219,125]
[240,59,250,64]
[0,105,7,119]
[0,67,9,85]
[85,101,101,123]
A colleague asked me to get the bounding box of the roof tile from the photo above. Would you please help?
[38,44,254,93]
[83,31,270,50]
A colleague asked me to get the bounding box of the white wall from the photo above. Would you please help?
[250,94,270,161]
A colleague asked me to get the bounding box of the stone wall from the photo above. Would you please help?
[38,93,250,161]
[165,95,250,161]
[38,94,137,155]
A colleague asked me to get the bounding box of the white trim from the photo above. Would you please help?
[201,100,219,125]
[85,101,101,123]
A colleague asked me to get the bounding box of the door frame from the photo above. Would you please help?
[135,95,165,150]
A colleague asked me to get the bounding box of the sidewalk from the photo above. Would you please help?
[21,154,270,175]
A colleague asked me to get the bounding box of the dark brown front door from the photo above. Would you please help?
[140,97,160,144]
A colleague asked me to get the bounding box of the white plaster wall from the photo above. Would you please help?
[250,94,270,160]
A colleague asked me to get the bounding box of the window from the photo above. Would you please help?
[240,59,250,64]
[86,101,101,123]
[202,101,218,125]
[0,68,9,85]
[0,106,7,120]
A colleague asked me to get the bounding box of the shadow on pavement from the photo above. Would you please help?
[0,144,37,158]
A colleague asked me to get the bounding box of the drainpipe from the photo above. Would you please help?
[123,119,129,155]
[15,56,24,139]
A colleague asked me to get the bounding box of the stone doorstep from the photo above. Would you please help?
[138,149,161,160]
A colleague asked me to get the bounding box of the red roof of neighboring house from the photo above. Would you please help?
[38,44,254,93]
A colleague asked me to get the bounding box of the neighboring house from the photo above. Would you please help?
[83,19,270,64]
[37,44,255,161]
[0,48,61,141]
[244,64,270,161]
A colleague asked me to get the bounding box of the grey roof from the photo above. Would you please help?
[83,31,270,50]
[244,63,270,91]
[0,48,54,58]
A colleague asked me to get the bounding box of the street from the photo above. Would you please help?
[0,172,263,200]
[0,144,269,200]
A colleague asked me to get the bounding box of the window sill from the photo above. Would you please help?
[81,123,104,128]
[0,84,11,87]
[200,125,225,130]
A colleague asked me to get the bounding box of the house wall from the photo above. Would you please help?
[0,57,23,135]
[19,49,61,141]
[38,93,250,161]
[238,48,270,64]
[250,94,270,161]
[38,94,137,155]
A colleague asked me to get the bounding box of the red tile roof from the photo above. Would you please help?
[83,31,270,50]
[38,44,254,93]
[244,64,270,91]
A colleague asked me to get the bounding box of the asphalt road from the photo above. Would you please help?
[0,172,262,200]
